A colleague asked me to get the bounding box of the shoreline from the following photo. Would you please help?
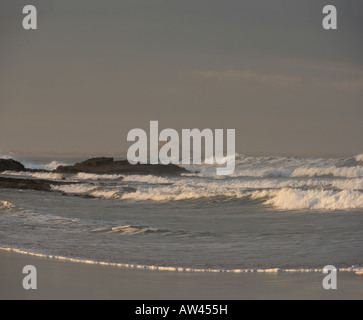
[1,250,363,300]
[1,247,362,274]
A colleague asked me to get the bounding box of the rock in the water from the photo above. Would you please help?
[54,157,189,176]
[0,159,25,172]
[0,177,75,192]
[74,157,114,167]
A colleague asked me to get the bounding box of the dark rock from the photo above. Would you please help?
[54,157,189,176]
[0,177,76,192]
[75,157,114,167]
[0,159,25,172]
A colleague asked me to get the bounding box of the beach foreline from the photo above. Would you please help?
[1,247,361,275]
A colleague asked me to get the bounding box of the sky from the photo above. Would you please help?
[1,0,362,156]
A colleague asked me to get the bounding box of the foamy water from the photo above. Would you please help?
[3,171,65,181]
[0,201,16,211]
[251,188,363,210]
[1,154,362,271]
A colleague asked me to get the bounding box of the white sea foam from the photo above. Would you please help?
[190,155,363,179]
[0,247,361,274]
[2,171,64,180]
[189,177,363,191]
[90,190,121,199]
[49,172,363,205]
[355,154,363,162]
[227,165,363,178]
[51,184,97,194]
[0,154,13,159]
[120,175,175,184]
[32,172,65,180]
[291,166,363,178]
[75,173,124,181]
[4,155,360,210]
[117,176,363,202]
[120,183,246,201]
[42,161,67,171]
[232,168,292,178]
[328,178,363,190]
[235,177,363,191]
[21,160,67,171]
[251,188,363,210]
[0,201,16,211]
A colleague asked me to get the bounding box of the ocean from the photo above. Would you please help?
[1,154,363,273]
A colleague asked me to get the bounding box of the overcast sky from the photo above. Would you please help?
[1,0,362,156]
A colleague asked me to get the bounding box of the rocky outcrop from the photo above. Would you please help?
[0,177,75,192]
[0,159,25,172]
[0,157,190,193]
[54,157,189,176]
[0,157,190,176]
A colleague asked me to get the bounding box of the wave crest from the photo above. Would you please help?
[291,166,363,178]
[51,184,97,194]
[251,188,363,210]
[75,173,124,181]
[2,171,64,180]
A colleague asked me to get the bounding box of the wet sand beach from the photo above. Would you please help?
[1,250,362,300]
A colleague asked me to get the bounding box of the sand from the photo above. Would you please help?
[0,250,362,300]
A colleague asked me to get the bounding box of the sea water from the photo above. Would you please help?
[0,154,362,273]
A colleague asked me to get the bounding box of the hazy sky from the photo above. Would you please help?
[1,0,362,156]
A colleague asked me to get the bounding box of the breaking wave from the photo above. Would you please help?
[3,154,363,211]
[119,185,241,201]
[2,171,64,180]
[74,173,124,181]
[121,175,174,184]
[51,184,98,194]
[1,160,68,171]
[119,184,363,209]
[251,188,363,210]
[21,160,68,171]
[226,165,363,178]
[49,174,363,209]
[291,166,363,178]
